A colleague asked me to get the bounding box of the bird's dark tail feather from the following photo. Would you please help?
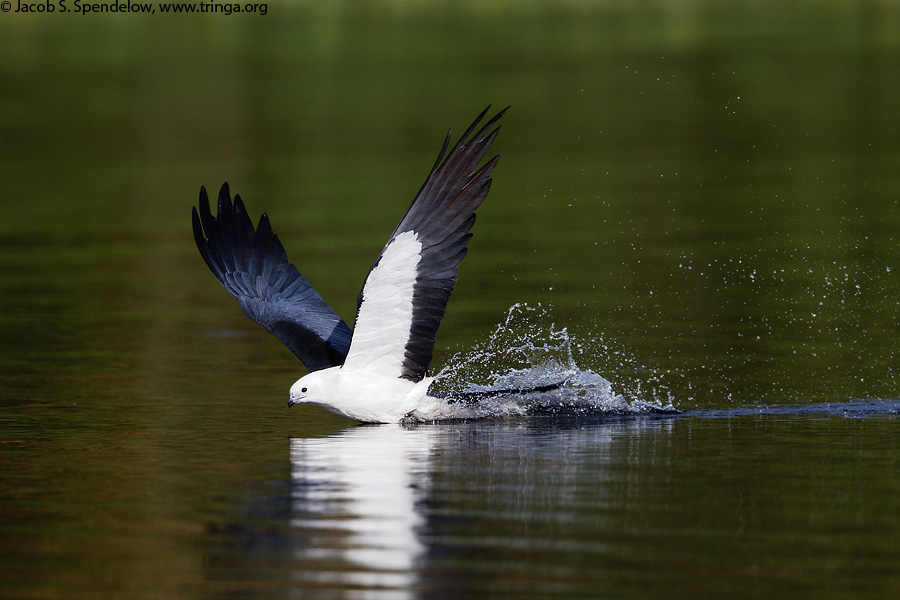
[432,379,682,416]
[433,380,569,405]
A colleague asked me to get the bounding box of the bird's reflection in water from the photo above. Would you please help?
[287,416,681,598]
[289,425,435,596]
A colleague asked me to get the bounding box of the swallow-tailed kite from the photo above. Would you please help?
[193,107,507,422]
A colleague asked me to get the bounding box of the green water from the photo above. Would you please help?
[2,1,899,598]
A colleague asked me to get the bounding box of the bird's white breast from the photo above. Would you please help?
[299,367,434,423]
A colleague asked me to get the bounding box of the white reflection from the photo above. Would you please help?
[289,425,435,598]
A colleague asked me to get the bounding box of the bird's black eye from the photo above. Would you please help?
[301,387,307,393]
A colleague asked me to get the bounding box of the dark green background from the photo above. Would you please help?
[2,2,899,598]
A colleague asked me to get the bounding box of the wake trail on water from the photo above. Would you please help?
[414,303,678,421]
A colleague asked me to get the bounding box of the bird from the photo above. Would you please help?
[192,106,508,423]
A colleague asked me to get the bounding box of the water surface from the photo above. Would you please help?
[2,1,900,598]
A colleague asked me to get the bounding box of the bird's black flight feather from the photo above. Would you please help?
[192,184,352,372]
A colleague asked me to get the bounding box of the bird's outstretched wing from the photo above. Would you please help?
[343,106,506,381]
[192,183,353,372]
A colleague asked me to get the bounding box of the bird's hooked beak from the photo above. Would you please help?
[288,384,307,408]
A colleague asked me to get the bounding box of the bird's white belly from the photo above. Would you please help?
[316,370,435,423]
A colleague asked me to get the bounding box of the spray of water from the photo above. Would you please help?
[415,303,677,421]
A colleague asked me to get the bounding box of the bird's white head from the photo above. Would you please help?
[288,369,332,408]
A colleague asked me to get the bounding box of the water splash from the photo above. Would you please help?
[417,303,677,421]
